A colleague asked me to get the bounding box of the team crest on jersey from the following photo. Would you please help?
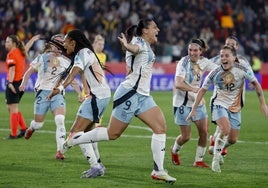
[221,72,235,84]
[193,64,200,75]
[52,58,59,65]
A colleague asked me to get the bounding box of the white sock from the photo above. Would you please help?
[30,120,44,130]
[54,115,66,151]
[172,136,183,153]
[92,142,100,162]
[151,133,166,171]
[71,127,109,146]
[214,135,228,159]
[213,126,221,138]
[195,146,206,162]
[79,143,98,167]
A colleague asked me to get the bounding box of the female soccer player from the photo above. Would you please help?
[170,38,217,168]
[187,45,268,172]
[60,19,176,184]
[48,29,111,178]
[19,34,75,159]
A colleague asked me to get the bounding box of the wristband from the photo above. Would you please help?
[57,85,64,92]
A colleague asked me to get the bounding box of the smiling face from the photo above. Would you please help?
[188,43,202,63]
[220,48,236,71]
[63,35,75,55]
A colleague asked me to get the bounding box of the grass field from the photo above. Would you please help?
[0,91,268,188]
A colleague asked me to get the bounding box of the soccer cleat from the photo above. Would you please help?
[4,135,18,140]
[65,131,84,147]
[24,128,35,140]
[212,156,221,173]
[170,147,180,165]
[17,129,27,138]
[55,150,65,160]
[151,170,176,184]
[61,141,72,154]
[193,161,210,168]
[208,135,215,155]
[81,164,105,178]
[221,147,228,156]
[99,163,106,174]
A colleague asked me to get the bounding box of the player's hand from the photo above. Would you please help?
[78,94,85,103]
[47,88,60,100]
[261,104,268,117]
[186,109,196,122]
[117,33,127,50]
[19,84,25,92]
[8,83,17,94]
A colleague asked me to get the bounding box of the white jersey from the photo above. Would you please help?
[73,48,111,99]
[203,64,257,112]
[122,37,155,96]
[31,52,71,91]
[210,54,252,106]
[173,56,217,107]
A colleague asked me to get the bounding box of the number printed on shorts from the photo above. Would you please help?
[36,95,42,105]
[124,100,131,110]
[179,106,184,114]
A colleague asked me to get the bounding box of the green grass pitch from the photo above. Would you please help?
[0,91,267,188]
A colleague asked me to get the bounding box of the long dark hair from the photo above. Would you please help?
[66,29,112,74]
[125,18,154,43]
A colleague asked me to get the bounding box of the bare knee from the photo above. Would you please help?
[107,129,121,140]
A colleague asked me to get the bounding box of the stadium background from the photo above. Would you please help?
[0,0,268,91]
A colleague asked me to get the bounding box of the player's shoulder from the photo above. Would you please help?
[177,55,189,65]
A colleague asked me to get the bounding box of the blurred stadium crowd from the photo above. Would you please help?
[0,0,268,63]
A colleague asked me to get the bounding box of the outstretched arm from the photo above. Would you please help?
[117,33,139,54]
[251,80,268,116]
[25,35,40,54]
[19,66,37,91]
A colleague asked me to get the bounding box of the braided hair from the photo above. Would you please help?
[66,29,112,75]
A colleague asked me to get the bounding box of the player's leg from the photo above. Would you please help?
[138,103,176,184]
[170,105,191,166]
